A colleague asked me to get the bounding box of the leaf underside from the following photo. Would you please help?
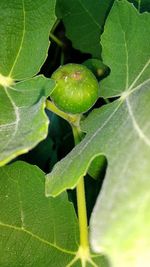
[0,76,55,166]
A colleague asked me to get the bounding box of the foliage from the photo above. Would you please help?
[56,0,114,58]
[0,0,150,267]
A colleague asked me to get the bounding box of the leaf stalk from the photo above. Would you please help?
[72,125,89,250]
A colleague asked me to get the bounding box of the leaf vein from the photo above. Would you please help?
[0,222,76,256]
[123,31,129,90]
[128,58,150,91]
[9,0,26,77]
[78,0,101,30]
[126,97,150,146]
[78,102,121,155]
[1,87,20,152]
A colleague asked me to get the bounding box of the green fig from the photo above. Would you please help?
[51,63,99,114]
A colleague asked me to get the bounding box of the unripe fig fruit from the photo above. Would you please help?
[50,63,99,114]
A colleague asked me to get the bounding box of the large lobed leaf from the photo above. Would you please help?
[57,0,114,58]
[0,76,55,166]
[0,0,56,80]
[0,162,107,267]
[46,1,150,266]
[0,0,57,166]
[0,162,78,266]
[100,0,150,98]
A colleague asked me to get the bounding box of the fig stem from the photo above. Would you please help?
[72,125,89,250]
[46,99,81,127]
[49,32,64,47]
[51,19,60,33]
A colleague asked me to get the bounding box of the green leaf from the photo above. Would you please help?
[0,161,107,267]
[46,1,150,265]
[0,161,78,266]
[89,87,150,267]
[100,0,150,98]
[0,0,56,80]
[0,76,55,166]
[56,0,114,58]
